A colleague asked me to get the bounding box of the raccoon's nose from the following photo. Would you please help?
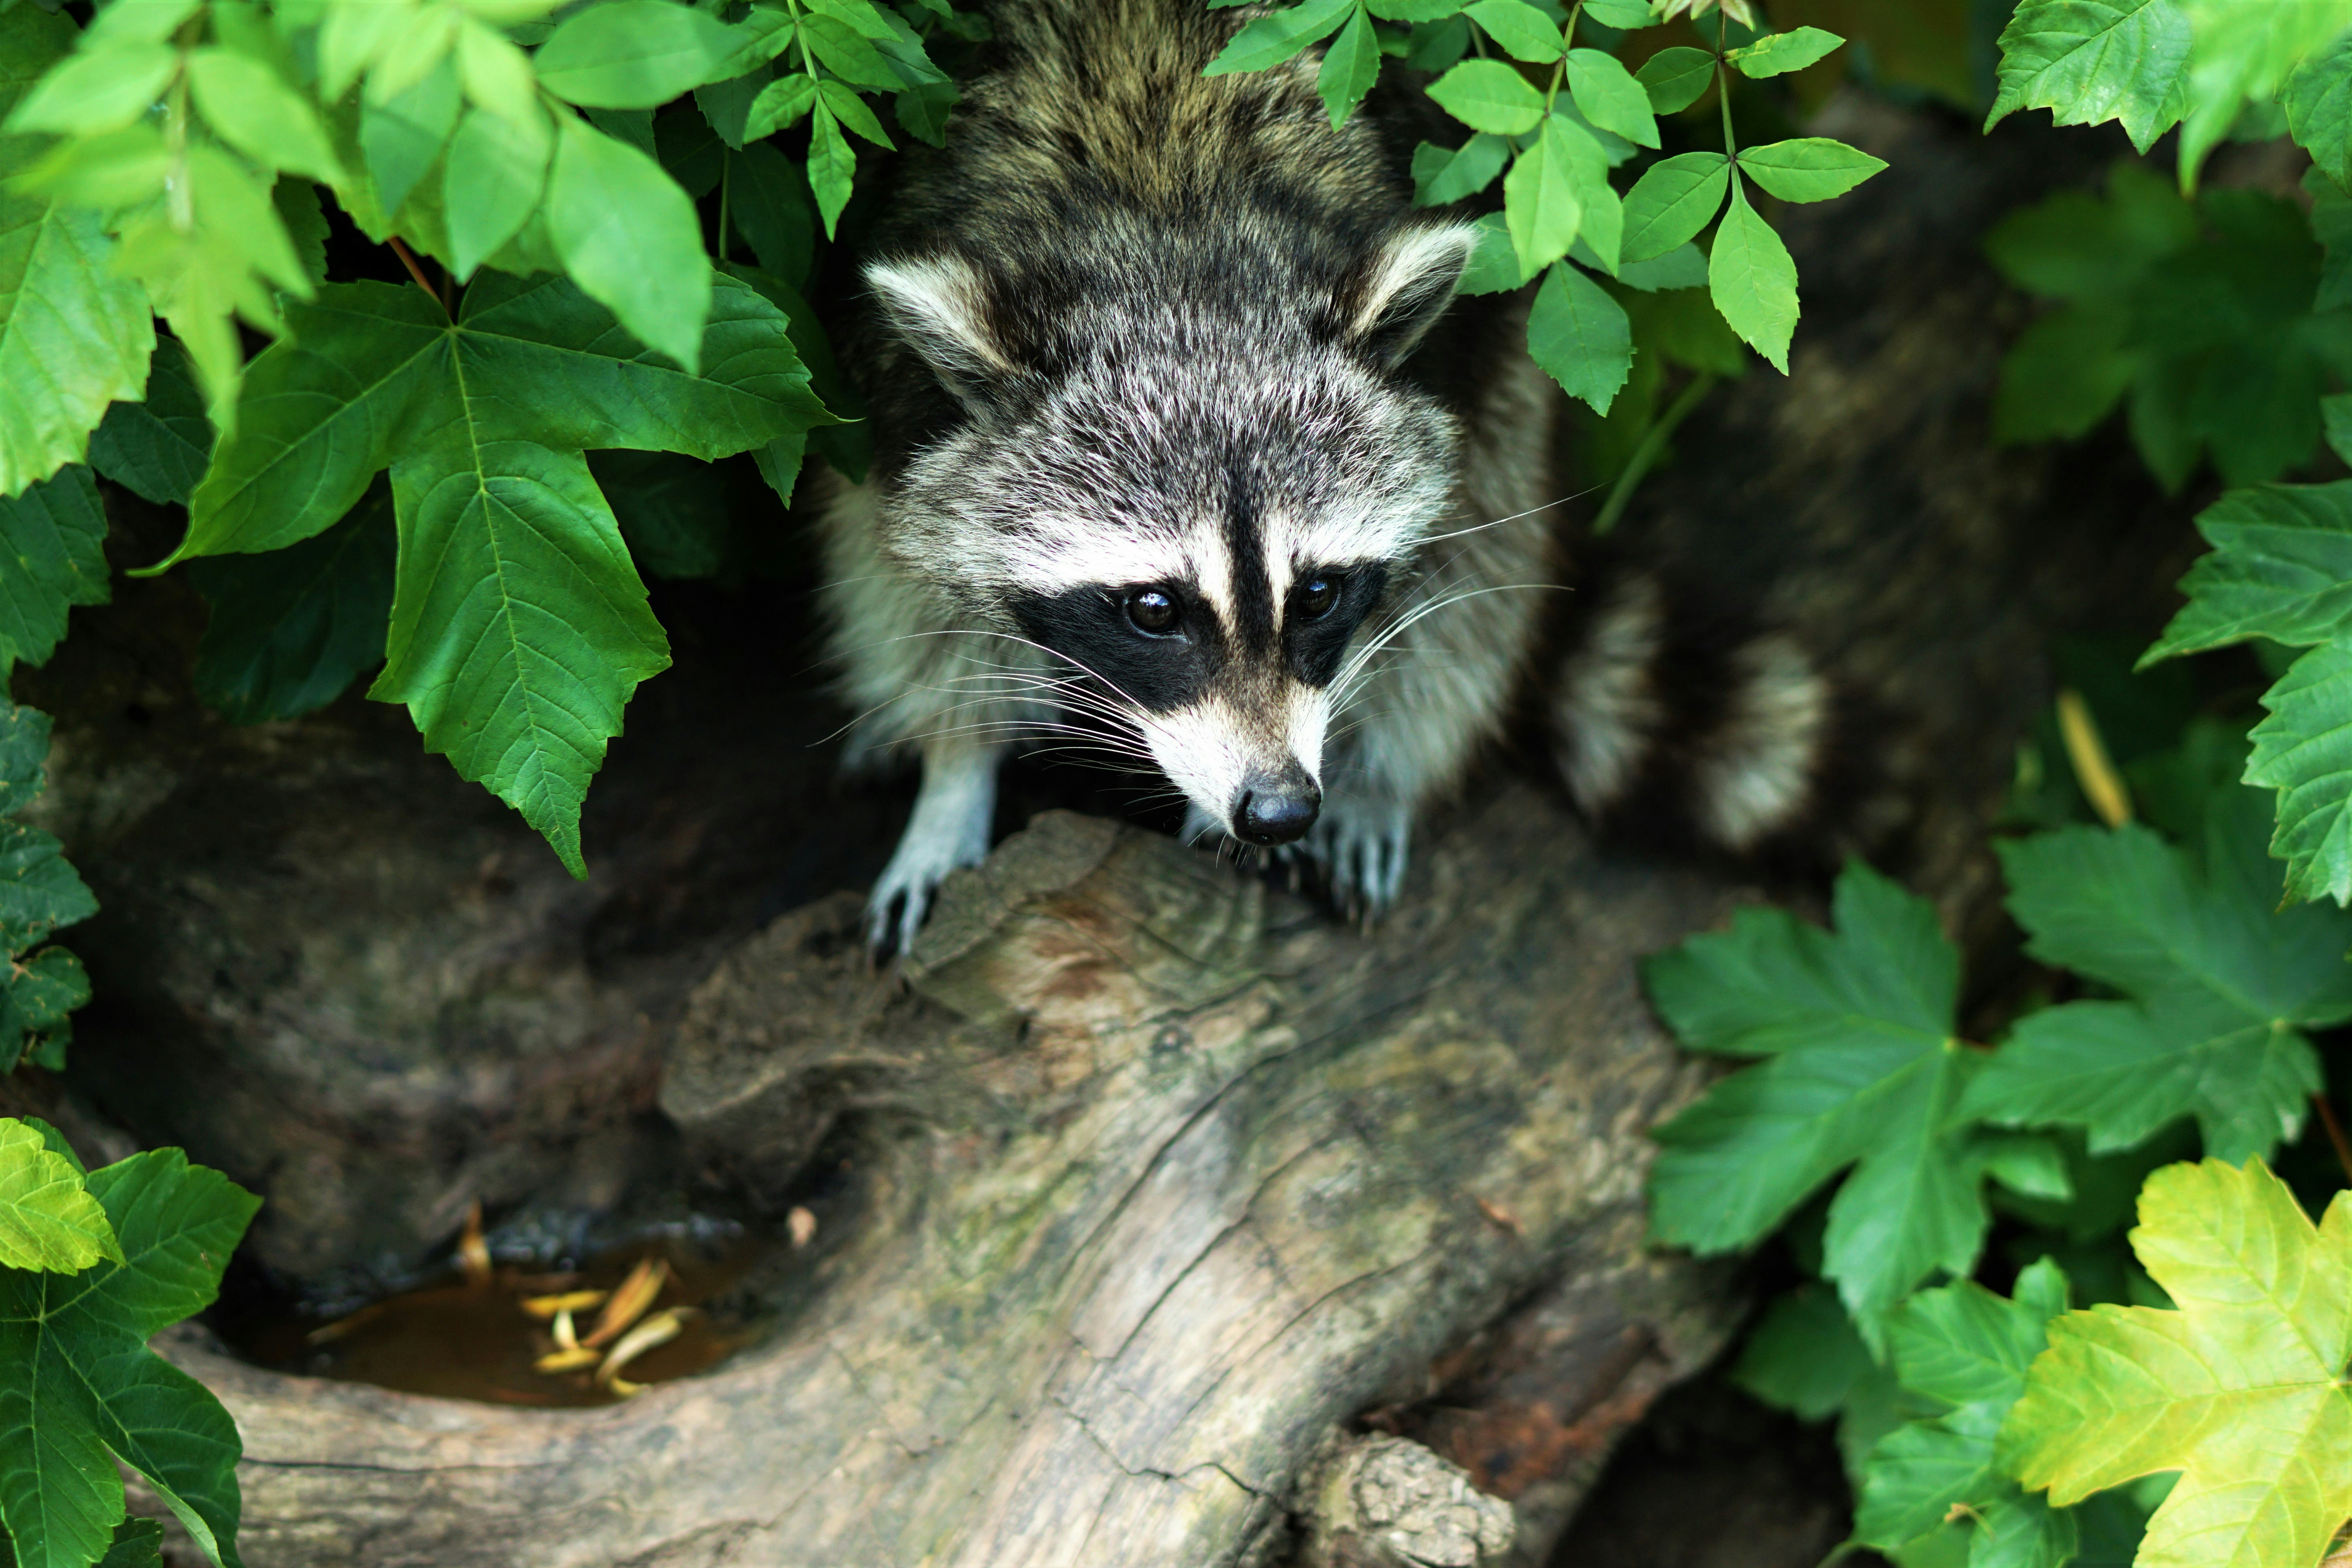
[1233,774,1320,847]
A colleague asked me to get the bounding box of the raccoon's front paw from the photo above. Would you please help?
[1301,795,1413,921]
[867,800,995,962]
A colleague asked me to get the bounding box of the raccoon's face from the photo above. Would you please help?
[864,222,1477,844]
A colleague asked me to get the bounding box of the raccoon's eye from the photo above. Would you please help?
[1294,574,1341,621]
[1125,588,1181,636]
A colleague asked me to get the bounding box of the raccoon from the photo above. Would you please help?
[821,0,1839,954]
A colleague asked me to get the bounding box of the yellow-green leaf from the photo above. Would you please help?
[2000,1157,2352,1568]
[0,1117,118,1273]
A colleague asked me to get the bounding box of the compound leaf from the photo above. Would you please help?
[1645,861,1991,1324]
[1502,113,1585,280]
[1202,0,1353,75]
[371,439,665,879]
[0,1117,116,1274]
[1412,132,1509,206]
[2000,1158,2352,1568]
[1316,3,1379,126]
[1636,45,1714,112]
[546,115,709,372]
[531,0,741,110]
[1708,178,1797,372]
[0,1147,260,1568]
[1735,137,1887,204]
[1428,57,1545,135]
[1728,26,1844,79]
[167,271,825,869]
[1563,48,1657,148]
[1462,0,1560,63]
[1525,260,1628,413]
[1621,150,1728,263]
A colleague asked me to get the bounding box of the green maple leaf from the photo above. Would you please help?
[188,481,394,724]
[0,1120,114,1275]
[2142,482,2352,664]
[0,8,156,500]
[0,466,109,677]
[1961,789,2352,1161]
[157,270,830,874]
[2001,1156,2352,1568]
[1857,1259,2081,1567]
[0,1146,259,1568]
[1645,862,2008,1326]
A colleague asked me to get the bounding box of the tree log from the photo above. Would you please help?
[160,796,1746,1566]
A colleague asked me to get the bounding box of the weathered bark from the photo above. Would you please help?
[159,796,1745,1567]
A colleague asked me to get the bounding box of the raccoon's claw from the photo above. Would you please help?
[867,758,998,963]
[1300,797,1412,923]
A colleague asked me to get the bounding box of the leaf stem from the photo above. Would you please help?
[1543,3,1583,110]
[1714,65,1736,160]
[718,157,732,264]
[2312,1091,2352,1186]
[1592,370,1716,536]
[386,236,450,319]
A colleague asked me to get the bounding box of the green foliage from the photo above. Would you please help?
[1962,789,2352,1162]
[0,1120,115,1276]
[1986,166,2346,491]
[2003,1158,2351,1568]
[1987,0,2352,190]
[1987,0,2352,918]
[0,1128,259,1568]
[1856,1260,2080,1568]
[0,706,91,1076]
[1210,0,1885,407]
[0,0,977,875]
[1645,862,2025,1328]
[0,10,154,500]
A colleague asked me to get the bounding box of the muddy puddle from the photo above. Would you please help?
[219,1226,777,1408]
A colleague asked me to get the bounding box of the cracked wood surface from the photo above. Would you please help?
[162,789,1744,1567]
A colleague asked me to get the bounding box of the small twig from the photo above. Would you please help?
[1592,371,1717,536]
[387,236,450,317]
[2055,687,2131,828]
[2312,1091,2352,1186]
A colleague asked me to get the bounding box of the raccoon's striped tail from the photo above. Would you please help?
[1547,567,1893,868]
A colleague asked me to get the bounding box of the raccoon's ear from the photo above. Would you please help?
[864,253,1016,403]
[1345,222,1480,366]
